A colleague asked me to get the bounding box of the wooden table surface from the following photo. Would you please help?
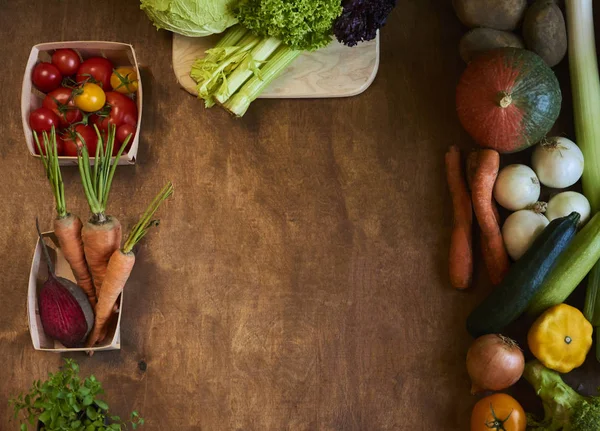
[2,0,596,430]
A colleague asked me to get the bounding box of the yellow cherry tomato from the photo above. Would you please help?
[110,67,139,94]
[74,83,106,112]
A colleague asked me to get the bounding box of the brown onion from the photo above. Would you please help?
[466,334,524,394]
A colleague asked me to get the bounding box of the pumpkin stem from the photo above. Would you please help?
[497,91,513,108]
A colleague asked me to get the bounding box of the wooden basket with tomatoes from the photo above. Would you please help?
[21,41,142,165]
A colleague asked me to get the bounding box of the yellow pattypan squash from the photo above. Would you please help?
[528,303,593,373]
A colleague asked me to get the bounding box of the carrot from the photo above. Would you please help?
[34,130,96,306]
[87,182,174,352]
[445,146,473,290]
[466,151,501,224]
[472,149,510,285]
[82,218,121,297]
[77,125,131,297]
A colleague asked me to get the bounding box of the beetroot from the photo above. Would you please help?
[36,220,94,347]
[39,277,89,347]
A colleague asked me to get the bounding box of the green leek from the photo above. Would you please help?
[566,0,600,361]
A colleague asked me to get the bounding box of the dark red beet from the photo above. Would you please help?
[39,276,88,347]
[36,219,92,347]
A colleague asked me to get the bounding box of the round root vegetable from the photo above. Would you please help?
[77,124,131,297]
[472,149,511,284]
[494,164,541,211]
[34,130,96,306]
[523,0,567,67]
[445,146,473,290]
[546,192,591,227]
[459,28,524,63]
[452,0,527,30]
[86,182,174,352]
[502,203,549,261]
[36,219,94,348]
[467,334,525,394]
[531,137,584,189]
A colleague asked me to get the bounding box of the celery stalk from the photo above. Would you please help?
[566,0,600,361]
[192,33,261,107]
[214,37,282,104]
[190,26,248,83]
[223,46,301,117]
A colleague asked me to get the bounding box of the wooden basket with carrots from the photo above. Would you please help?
[28,127,173,353]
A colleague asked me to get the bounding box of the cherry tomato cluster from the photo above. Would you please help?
[29,49,139,157]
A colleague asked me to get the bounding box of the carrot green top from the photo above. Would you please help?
[77,124,130,223]
[34,128,67,219]
[123,182,174,254]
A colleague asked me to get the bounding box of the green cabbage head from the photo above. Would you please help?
[141,0,239,37]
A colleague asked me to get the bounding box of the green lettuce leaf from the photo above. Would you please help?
[140,0,239,37]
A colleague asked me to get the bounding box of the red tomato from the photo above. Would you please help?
[114,124,136,155]
[42,88,82,127]
[32,62,62,93]
[29,107,60,132]
[51,49,81,76]
[89,114,104,131]
[34,132,65,156]
[76,57,114,90]
[63,124,98,156]
[116,123,136,145]
[100,92,138,129]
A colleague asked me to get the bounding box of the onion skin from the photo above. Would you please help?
[466,334,525,394]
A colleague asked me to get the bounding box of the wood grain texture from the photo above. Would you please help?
[1,0,595,430]
[172,33,379,98]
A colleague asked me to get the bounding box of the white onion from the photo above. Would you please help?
[531,137,584,188]
[502,206,549,260]
[546,191,591,226]
[493,164,541,211]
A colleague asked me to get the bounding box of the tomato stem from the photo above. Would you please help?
[484,404,512,431]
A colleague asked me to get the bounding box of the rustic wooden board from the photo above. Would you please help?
[3,0,596,430]
[172,32,379,99]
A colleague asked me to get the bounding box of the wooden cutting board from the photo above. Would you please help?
[172,33,379,99]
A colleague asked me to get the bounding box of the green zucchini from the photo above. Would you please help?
[467,212,580,337]
[527,211,600,316]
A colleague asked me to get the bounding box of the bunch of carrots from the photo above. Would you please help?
[35,126,173,351]
[445,146,510,289]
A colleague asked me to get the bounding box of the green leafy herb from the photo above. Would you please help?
[9,359,144,431]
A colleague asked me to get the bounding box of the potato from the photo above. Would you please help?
[523,0,567,67]
[459,28,525,63]
[453,0,528,30]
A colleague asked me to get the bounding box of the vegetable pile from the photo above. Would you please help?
[35,128,173,351]
[448,0,600,428]
[454,0,567,67]
[141,0,396,116]
[29,49,139,157]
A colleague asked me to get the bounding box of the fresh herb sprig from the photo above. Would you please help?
[9,359,144,431]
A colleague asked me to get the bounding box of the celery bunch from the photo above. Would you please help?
[190,0,342,117]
